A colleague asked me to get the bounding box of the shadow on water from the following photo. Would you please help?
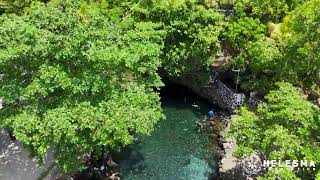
[159,81,221,114]
[116,82,221,180]
[115,141,146,174]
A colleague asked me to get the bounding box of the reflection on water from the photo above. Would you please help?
[117,84,219,180]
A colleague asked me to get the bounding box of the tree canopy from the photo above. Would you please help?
[0,0,226,172]
[0,0,166,172]
[229,82,320,178]
[134,0,224,75]
[234,0,305,22]
[0,0,319,178]
[223,0,320,179]
[225,0,320,95]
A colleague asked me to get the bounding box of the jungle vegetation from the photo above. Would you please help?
[0,0,319,178]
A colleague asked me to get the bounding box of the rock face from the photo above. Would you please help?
[241,152,266,177]
[218,115,242,179]
[217,115,265,180]
[207,80,245,110]
[248,92,263,106]
[172,73,245,110]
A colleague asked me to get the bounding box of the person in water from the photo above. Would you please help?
[106,156,117,168]
[208,110,215,126]
[196,121,204,132]
[208,110,215,120]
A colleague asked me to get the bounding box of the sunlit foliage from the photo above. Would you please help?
[229,82,320,178]
[0,0,165,171]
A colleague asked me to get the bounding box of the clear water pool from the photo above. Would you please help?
[117,84,219,180]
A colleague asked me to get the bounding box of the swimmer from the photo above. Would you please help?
[196,121,204,131]
[192,103,200,110]
[208,109,215,121]
[106,156,117,168]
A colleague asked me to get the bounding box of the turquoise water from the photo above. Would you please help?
[118,84,219,180]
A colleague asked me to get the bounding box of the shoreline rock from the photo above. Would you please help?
[216,115,265,180]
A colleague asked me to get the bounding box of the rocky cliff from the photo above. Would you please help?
[171,72,245,111]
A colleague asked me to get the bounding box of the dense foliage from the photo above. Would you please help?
[229,82,320,178]
[223,16,265,49]
[283,0,320,90]
[257,167,300,180]
[234,0,305,21]
[0,0,226,173]
[223,0,320,179]
[0,0,50,14]
[0,0,166,171]
[135,0,224,75]
[0,0,319,178]
[225,0,319,95]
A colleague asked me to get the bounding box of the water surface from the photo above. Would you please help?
[118,84,219,180]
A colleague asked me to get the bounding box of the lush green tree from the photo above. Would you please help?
[134,0,224,75]
[0,0,165,172]
[229,82,320,178]
[317,171,320,180]
[223,16,266,49]
[236,37,283,92]
[84,0,224,76]
[232,0,319,94]
[222,16,268,92]
[258,167,300,180]
[234,0,305,22]
[283,0,320,92]
[245,38,282,74]
[0,0,32,14]
[0,0,51,14]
